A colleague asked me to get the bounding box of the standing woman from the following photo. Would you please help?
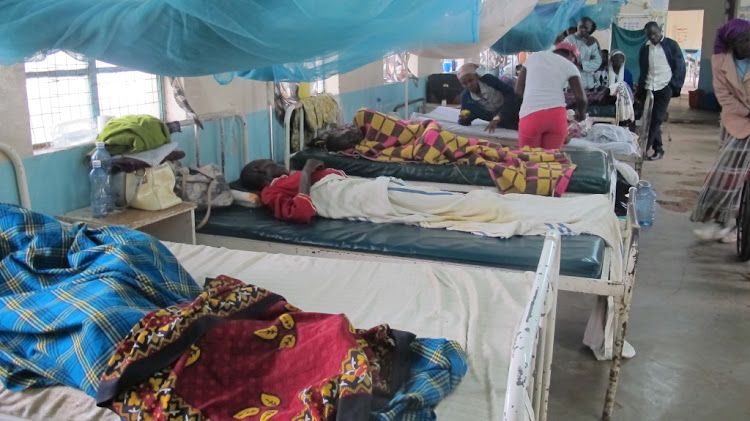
[691,19,750,242]
[564,17,602,90]
[515,42,587,149]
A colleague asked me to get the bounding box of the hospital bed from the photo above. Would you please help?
[193,187,640,420]
[290,146,617,198]
[0,141,563,420]
[0,231,562,421]
[0,140,581,421]
[409,102,653,176]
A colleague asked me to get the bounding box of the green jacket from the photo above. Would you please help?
[96,115,171,155]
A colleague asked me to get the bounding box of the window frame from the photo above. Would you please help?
[24,57,165,149]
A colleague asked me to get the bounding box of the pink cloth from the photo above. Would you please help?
[518,107,568,149]
[713,52,750,139]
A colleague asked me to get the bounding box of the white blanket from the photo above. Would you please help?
[311,174,623,283]
[412,107,642,157]
[410,107,520,142]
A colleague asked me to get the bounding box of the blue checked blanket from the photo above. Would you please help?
[375,338,468,420]
[0,203,201,397]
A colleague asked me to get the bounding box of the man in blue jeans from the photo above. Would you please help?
[637,21,686,161]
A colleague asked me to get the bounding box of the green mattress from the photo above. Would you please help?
[290,147,611,195]
[197,205,606,279]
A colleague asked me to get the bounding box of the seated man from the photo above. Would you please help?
[456,63,520,133]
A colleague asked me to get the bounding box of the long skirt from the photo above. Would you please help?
[691,129,750,226]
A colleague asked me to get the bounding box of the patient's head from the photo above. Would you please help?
[240,159,288,191]
[324,125,363,152]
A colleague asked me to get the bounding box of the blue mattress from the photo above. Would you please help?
[197,206,606,279]
[290,147,611,195]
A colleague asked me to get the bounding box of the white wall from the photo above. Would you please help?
[0,64,33,157]
[667,10,705,50]
[181,76,270,116]
[669,0,730,91]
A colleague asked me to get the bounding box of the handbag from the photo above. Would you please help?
[123,162,182,211]
[170,162,233,229]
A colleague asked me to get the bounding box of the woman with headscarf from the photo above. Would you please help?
[608,50,634,91]
[691,19,750,243]
[515,42,587,149]
[606,50,636,122]
[564,17,602,90]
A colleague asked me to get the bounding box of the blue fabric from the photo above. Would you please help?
[459,74,520,128]
[374,338,468,420]
[0,0,479,82]
[735,57,750,81]
[492,0,625,54]
[0,203,201,397]
[623,68,635,90]
[611,24,648,83]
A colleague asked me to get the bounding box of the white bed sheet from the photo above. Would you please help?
[566,137,639,156]
[412,107,641,157]
[0,242,535,421]
[411,107,520,142]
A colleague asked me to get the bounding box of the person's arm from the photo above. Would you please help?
[260,159,324,224]
[298,158,323,195]
[581,42,602,73]
[669,40,686,97]
[712,56,750,118]
[569,76,588,121]
[458,91,475,126]
[636,45,648,100]
[515,66,527,98]
[482,74,519,127]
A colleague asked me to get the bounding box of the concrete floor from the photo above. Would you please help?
[547,122,750,420]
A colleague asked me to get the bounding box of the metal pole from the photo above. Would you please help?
[0,142,31,209]
[266,82,276,162]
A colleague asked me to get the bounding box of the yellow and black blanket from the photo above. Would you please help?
[350,109,577,196]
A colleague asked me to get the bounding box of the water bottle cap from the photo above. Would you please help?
[638,180,651,188]
[92,160,102,168]
[95,141,105,148]
[376,97,381,101]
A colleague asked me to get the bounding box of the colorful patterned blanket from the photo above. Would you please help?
[0,203,201,397]
[351,108,577,197]
[97,275,468,421]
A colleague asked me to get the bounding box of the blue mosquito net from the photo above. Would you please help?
[491,0,626,54]
[0,0,480,82]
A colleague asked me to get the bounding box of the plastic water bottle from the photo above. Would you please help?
[91,142,113,211]
[90,160,109,218]
[635,180,656,226]
[375,97,383,113]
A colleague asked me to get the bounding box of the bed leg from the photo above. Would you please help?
[602,296,627,421]
[602,216,639,420]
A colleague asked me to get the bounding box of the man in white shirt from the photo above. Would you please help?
[637,21,686,161]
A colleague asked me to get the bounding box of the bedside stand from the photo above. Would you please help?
[57,202,197,244]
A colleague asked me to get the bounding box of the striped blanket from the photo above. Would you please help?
[691,129,750,226]
[351,108,577,196]
[0,204,466,419]
[0,203,201,397]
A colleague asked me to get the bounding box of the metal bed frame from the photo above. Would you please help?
[0,141,561,421]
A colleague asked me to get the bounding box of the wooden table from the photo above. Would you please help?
[57,202,197,244]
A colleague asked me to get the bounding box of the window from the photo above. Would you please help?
[24,51,163,147]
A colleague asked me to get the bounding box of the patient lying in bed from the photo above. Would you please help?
[239,159,622,259]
